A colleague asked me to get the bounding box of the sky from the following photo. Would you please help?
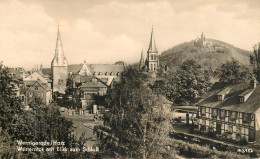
[0,0,260,70]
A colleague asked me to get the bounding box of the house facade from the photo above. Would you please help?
[23,80,52,106]
[195,80,260,144]
[79,78,107,109]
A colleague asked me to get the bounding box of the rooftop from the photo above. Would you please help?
[198,82,260,113]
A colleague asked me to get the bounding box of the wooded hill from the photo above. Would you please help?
[159,39,251,72]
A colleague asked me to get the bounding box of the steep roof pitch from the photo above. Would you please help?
[25,80,51,92]
[40,68,51,77]
[198,82,260,113]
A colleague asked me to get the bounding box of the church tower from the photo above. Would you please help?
[51,27,68,94]
[139,50,145,70]
[145,27,159,71]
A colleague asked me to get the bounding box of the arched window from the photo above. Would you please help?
[110,72,114,76]
[151,55,153,60]
[93,72,96,76]
[154,64,156,70]
[105,72,108,76]
[98,72,101,75]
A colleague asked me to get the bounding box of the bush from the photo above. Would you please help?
[168,138,250,159]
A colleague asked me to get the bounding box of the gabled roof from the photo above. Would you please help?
[25,80,51,92]
[239,89,254,96]
[198,82,260,113]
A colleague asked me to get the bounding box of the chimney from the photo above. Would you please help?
[250,79,257,89]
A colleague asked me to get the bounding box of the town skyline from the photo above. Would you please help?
[1,0,260,70]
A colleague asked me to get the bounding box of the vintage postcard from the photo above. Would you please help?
[0,0,260,158]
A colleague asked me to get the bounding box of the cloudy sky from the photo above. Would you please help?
[0,0,260,70]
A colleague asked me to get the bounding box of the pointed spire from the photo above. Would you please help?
[139,49,145,69]
[147,26,158,53]
[52,26,68,66]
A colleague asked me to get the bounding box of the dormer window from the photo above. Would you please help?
[239,89,255,103]
[35,86,38,91]
[110,72,114,76]
[105,72,108,76]
[98,72,101,75]
[217,87,232,101]
[93,72,96,76]
[217,95,223,101]
[240,96,244,103]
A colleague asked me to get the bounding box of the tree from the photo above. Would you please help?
[0,63,22,130]
[250,44,260,82]
[166,60,212,105]
[96,67,154,158]
[64,76,74,108]
[217,58,252,83]
[95,67,177,158]
[0,63,93,158]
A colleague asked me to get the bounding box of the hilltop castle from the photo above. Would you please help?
[194,33,213,48]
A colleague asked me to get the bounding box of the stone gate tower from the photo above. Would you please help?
[51,28,68,94]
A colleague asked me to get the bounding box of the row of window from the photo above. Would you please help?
[150,64,157,70]
[93,72,120,76]
[150,54,157,60]
[197,120,255,141]
[200,106,254,124]
[28,92,45,97]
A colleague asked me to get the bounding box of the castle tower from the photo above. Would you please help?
[51,27,68,94]
[145,27,159,71]
[139,50,145,70]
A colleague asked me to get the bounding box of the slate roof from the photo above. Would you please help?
[80,80,107,88]
[39,68,51,77]
[39,64,124,77]
[68,64,124,74]
[198,82,260,113]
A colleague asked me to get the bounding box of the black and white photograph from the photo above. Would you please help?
[0,0,260,158]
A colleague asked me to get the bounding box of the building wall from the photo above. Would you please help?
[147,53,159,71]
[25,83,49,106]
[52,66,68,94]
[80,87,107,110]
[196,106,256,143]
